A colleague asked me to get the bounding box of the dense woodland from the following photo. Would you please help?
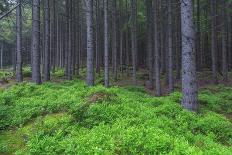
[0,0,232,154]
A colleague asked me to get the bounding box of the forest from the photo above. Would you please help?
[0,0,232,154]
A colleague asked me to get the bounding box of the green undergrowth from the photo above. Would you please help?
[0,70,13,79]
[0,80,232,154]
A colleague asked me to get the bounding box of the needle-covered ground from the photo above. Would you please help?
[0,78,232,154]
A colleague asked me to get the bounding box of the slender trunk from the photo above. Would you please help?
[228,12,232,70]
[95,0,100,74]
[196,0,202,71]
[0,44,3,69]
[181,0,198,111]
[131,0,137,85]
[67,0,73,80]
[44,0,50,81]
[16,0,23,82]
[221,0,228,82]
[31,0,41,84]
[104,0,109,87]
[167,0,174,92]
[154,0,161,96]
[211,0,218,84]
[146,0,154,89]
[85,0,94,86]
[112,0,117,80]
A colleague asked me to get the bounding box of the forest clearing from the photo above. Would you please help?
[0,0,232,154]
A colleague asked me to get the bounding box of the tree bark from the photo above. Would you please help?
[0,44,3,69]
[181,0,198,111]
[221,0,228,82]
[104,0,109,87]
[210,0,218,84]
[167,0,174,93]
[112,0,117,80]
[16,0,23,82]
[154,0,161,96]
[131,0,137,85]
[31,0,41,84]
[85,0,94,86]
[146,0,154,89]
[44,0,50,81]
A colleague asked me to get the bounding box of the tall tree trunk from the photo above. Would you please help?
[196,0,202,71]
[50,0,56,72]
[221,0,228,82]
[181,0,198,111]
[146,0,153,89]
[104,0,109,87]
[68,0,73,80]
[131,0,137,85]
[167,0,174,92]
[31,0,41,84]
[85,0,94,86]
[210,0,218,84]
[175,0,181,80]
[154,0,161,96]
[228,10,232,71]
[44,0,50,81]
[0,44,3,69]
[16,0,23,82]
[119,0,123,75]
[95,0,100,74]
[112,0,117,80]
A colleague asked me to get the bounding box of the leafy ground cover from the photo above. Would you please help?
[0,78,231,154]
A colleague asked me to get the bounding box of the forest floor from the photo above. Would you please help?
[0,68,232,154]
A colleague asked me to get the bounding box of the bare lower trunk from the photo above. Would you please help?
[16,0,23,82]
[112,0,117,81]
[181,0,198,111]
[167,0,174,93]
[31,0,41,84]
[154,0,161,96]
[104,0,109,87]
[44,0,50,81]
[85,0,94,86]
[0,44,3,69]
[131,0,137,85]
[221,0,228,82]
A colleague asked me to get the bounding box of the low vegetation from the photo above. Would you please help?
[0,76,231,154]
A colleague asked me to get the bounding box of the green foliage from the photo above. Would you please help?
[0,69,13,79]
[51,68,65,78]
[0,80,232,154]
[199,85,232,113]
[22,67,31,77]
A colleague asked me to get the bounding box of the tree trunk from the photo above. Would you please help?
[85,0,94,86]
[131,0,137,85]
[112,0,117,80]
[16,0,23,82]
[146,0,154,89]
[104,0,109,87]
[44,0,50,81]
[154,0,161,96]
[210,0,218,84]
[221,0,228,82]
[31,0,41,84]
[167,0,174,93]
[181,0,198,111]
[0,44,3,69]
